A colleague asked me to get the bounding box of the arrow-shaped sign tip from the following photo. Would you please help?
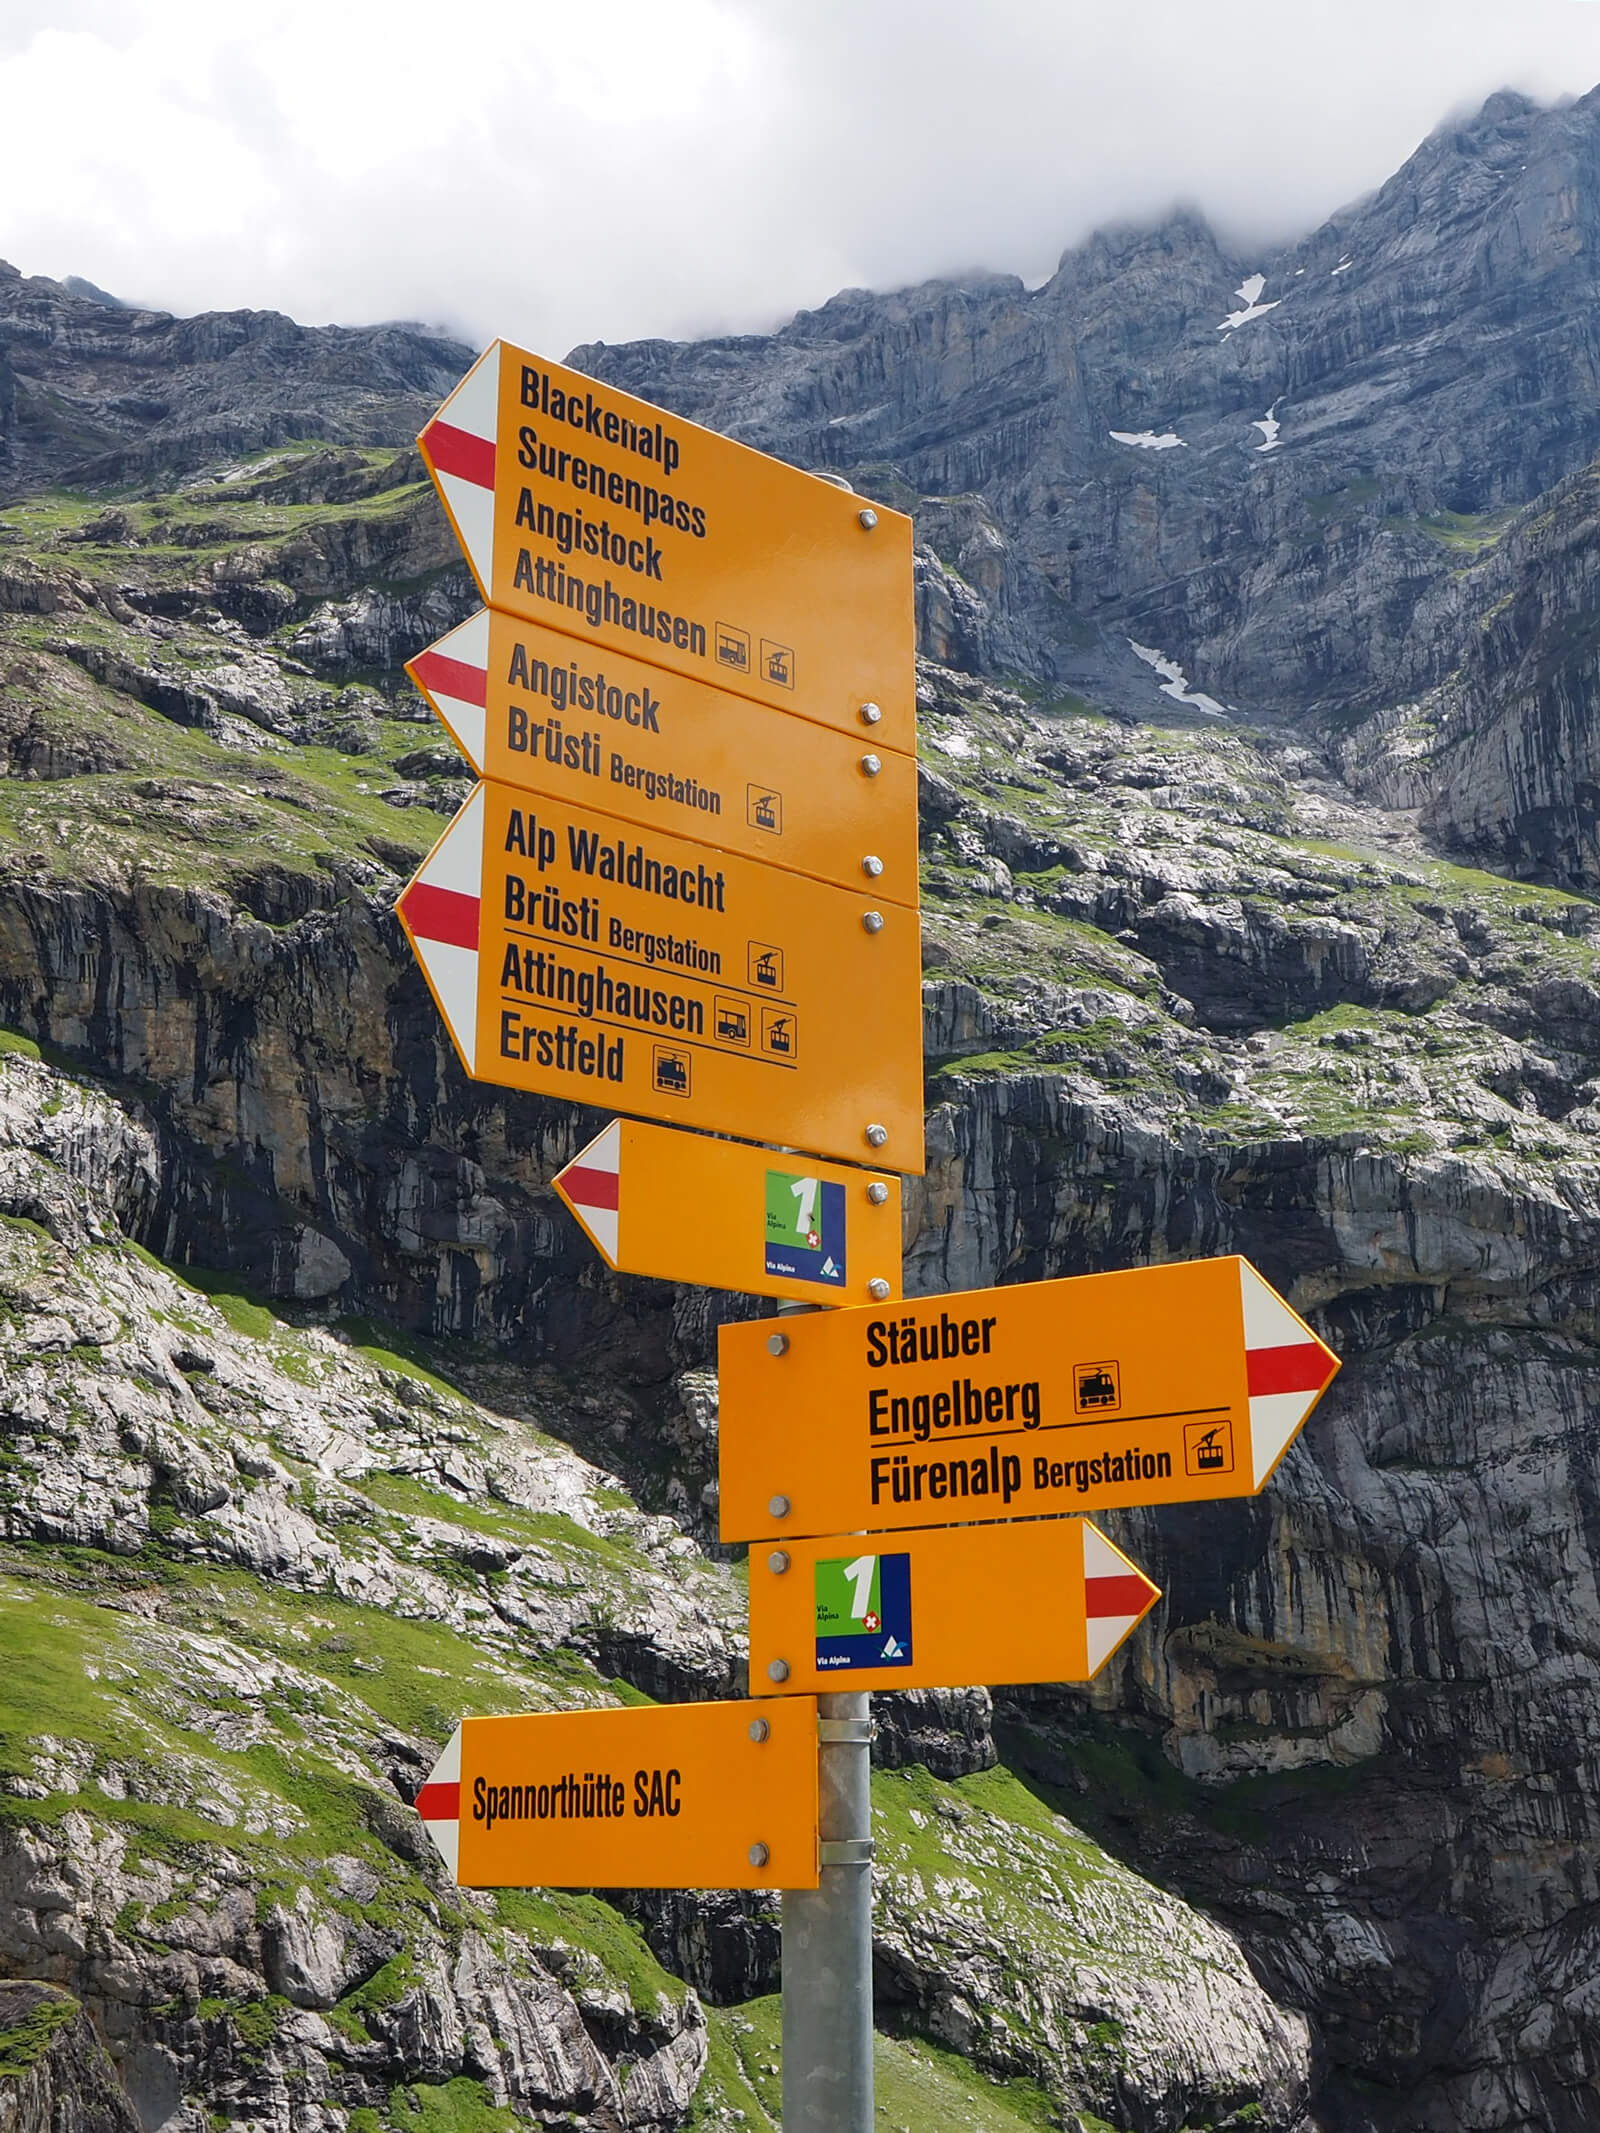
[407,609,490,776]
[396,786,485,1074]
[414,1723,463,1880]
[1083,1522,1161,1675]
[553,1119,623,1267]
[1240,1261,1340,1488]
[417,344,501,594]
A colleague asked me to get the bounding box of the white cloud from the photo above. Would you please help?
[3,0,1600,356]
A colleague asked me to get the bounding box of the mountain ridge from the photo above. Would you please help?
[572,82,1600,883]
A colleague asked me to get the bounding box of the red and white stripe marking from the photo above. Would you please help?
[1083,1521,1160,1674]
[1241,1259,1338,1486]
[552,1120,622,1266]
[396,784,485,1073]
[409,610,489,775]
[414,1723,462,1880]
[419,344,501,595]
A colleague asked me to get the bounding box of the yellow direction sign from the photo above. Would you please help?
[408,609,919,905]
[553,1118,903,1305]
[718,1256,1339,1542]
[749,1518,1160,1696]
[397,780,925,1172]
[414,1698,820,1891]
[416,341,916,757]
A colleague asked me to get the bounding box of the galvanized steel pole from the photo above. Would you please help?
[781,1687,874,2132]
[769,1118,877,2130]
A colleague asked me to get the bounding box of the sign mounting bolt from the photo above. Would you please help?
[862,855,884,878]
[860,753,882,778]
[767,1331,789,1356]
[768,1494,791,1518]
[858,508,878,530]
[748,1842,770,1867]
[868,1277,892,1302]
[859,702,882,726]
[767,1659,790,1683]
[865,1124,889,1149]
[867,1181,889,1205]
[768,1549,790,1575]
[748,1718,770,1743]
[863,911,884,934]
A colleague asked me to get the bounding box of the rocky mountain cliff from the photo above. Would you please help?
[3,76,1600,2133]
[0,264,468,494]
[581,86,1600,901]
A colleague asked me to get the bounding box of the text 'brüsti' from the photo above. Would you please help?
[494,804,747,1082]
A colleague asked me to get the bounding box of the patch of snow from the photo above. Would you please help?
[182,454,293,491]
[826,402,889,429]
[1331,257,1354,275]
[1128,640,1229,718]
[1251,402,1282,453]
[1218,273,1280,332]
[931,731,976,759]
[1109,429,1186,451]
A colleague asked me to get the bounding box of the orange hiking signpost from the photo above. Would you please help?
[749,1518,1160,1697]
[414,1699,821,1892]
[401,333,979,2133]
[409,609,920,905]
[416,341,917,757]
[553,1118,903,1306]
[396,781,924,1170]
[717,1256,1339,1543]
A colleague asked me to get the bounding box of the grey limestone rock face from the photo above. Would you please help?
[898,677,1600,2130]
[573,91,1600,893]
[871,1766,1314,2131]
[0,1982,140,2133]
[873,1686,997,1779]
[1410,458,1600,891]
[0,621,1597,2123]
[0,1039,1310,2132]
[0,263,473,496]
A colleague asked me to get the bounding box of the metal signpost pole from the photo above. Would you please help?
[782,1687,874,2133]
[774,1290,875,2133]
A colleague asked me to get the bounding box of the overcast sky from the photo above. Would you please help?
[5,0,1600,356]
